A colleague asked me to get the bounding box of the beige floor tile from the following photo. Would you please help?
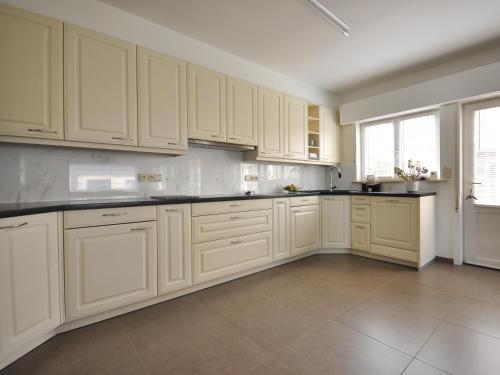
[403,359,449,375]
[276,320,411,375]
[446,297,500,338]
[417,321,500,375]
[245,358,298,375]
[335,297,441,355]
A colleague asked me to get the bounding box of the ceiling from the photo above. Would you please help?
[100,0,500,95]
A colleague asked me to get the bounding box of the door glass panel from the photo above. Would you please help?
[474,106,500,205]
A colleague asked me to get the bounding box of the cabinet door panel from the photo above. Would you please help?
[284,95,308,160]
[290,205,320,256]
[273,198,290,261]
[188,64,226,141]
[65,24,137,145]
[158,205,191,295]
[226,77,257,146]
[321,196,350,248]
[258,87,284,157]
[351,222,370,252]
[320,107,338,163]
[0,5,63,139]
[138,47,187,150]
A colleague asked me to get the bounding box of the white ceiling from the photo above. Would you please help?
[100,0,500,95]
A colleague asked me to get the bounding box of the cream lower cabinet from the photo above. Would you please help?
[290,201,320,256]
[351,222,370,252]
[273,198,290,261]
[158,205,192,295]
[321,196,350,248]
[351,197,371,252]
[0,213,61,368]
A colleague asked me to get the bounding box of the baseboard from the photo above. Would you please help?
[316,248,350,254]
[435,256,454,263]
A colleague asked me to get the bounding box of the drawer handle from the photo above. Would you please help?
[167,142,179,145]
[230,203,243,207]
[210,135,222,138]
[230,240,243,244]
[164,209,181,212]
[0,222,28,230]
[28,128,57,134]
[385,199,400,203]
[130,227,148,231]
[228,137,238,140]
[111,136,132,141]
[229,216,241,220]
[355,225,365,229]
[102,212,127,217]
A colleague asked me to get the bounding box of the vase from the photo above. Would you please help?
[406,181,419,192]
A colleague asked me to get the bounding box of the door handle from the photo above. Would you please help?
[130,227,148,231]
[28,128,57,134]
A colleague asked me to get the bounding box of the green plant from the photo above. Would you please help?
[394,160,428,182]
[283,184,298,193]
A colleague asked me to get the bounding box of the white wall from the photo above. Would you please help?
[2,0,338,108]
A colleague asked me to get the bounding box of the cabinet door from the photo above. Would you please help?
[187,64,226,142]
[284,95,308,160]
[371,197,419,251]
[138,47,187,150]
[351,222,371,252]
[0,213,60,363]
[290,205,320,256]
[65,24,137,145]
[321,196,350,248]
[319,107,339,163]
[158,205,192,295]
[273,198,290,261]
[64,222,157,320]
[0,4,63,139]
[258,87,284,158]
[226,77,258,146]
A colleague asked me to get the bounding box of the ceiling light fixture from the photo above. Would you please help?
[304,0,350,37]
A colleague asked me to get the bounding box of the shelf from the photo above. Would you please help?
[308,131,320,135]
[308,116,320,121]
[308,145,319,149]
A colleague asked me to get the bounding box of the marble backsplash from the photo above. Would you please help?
[0,144,328,203]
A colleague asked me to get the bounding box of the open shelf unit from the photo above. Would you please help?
[307,104,320,161]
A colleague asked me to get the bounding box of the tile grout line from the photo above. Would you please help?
[118,319,153,375]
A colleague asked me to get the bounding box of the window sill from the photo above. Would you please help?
[352,178,450,183]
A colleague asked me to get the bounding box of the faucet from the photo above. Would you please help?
[330,165,342,191]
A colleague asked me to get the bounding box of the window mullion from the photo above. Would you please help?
[394,119,401,170]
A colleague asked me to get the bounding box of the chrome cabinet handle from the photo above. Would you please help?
[230,240,243,244]
[167,142,179,145]
[130,227,148,231]
[385,199,399,203]
[28,128,57,134]
[228,137,238,140]
[0,222,28,230]
[112,136,132,141]
[102,212,127,217]
[164,209,181,212]
[355,225,365,229]
[229,216,241,220]
[230,203,243,207]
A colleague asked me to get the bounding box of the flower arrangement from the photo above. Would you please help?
[394,160,428,182]
[283,183,299,193]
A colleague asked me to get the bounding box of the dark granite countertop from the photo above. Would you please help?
[0,190,436,219]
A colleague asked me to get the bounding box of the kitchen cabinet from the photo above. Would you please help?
[138,47,187,150]
[290,203,320,256]
[0,4,63,139]
[158,205,192,295]
[319,107,339,163]
[284,95,308,160]
[0,213,61,366]
[273,198,290,261]
[187,64,226,142]
[321,196,350,248]
[226,76,258,146]
[258,87,284,158]
[351,222,371,252]
[64,24,137,145]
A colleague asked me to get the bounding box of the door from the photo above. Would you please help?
[138,47,187,150]
[0,4,63,139]
[187,64,226,142]
[0,213,61,363]
[158,205,192,295]
[290,204,320,256]
[64,221,157,320]
[273,198,290,261]
[258,87,284,158]
[464,98,500,269]
[320,107,338,163]
[64,24,137,145]
[284,95,308,160]
[226,76,258,146]
[321,196,350,248]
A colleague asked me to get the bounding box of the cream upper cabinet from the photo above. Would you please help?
[64,24,137,145]
[158,205,192,295]
[321,196,350,248]
[371,197,418,251]
[290,204,320,256]
[187,64,226,142]
[258,87,284,158]
[0,213,61,365]
[320,107,339,163]
[0,4,63,139]
[273,198,290,261]
[284,95,308,160]
[138,47,187,150]
[226,77,258,146]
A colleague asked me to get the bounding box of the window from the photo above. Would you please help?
[360,112,439,179]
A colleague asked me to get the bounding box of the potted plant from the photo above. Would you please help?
[394,160,428,192]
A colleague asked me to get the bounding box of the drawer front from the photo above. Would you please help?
[64,206,156,228]
[192,199,272,216]
[289,195,319,207]
[370,243,418,263]
[192,209,272,243]
[350,195,370,204]
[351,222,370,252]
[351,204,370,224]
[192,231,273,284]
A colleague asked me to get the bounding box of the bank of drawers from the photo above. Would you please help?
[351,196,370,252]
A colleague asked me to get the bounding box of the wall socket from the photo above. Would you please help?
[244,175,258,181]
[138,173,162,182]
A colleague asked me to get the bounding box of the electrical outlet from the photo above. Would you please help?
[244,175,258,181]
[138,173,162,182]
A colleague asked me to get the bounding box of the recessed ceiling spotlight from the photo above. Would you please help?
[304,0,350,37]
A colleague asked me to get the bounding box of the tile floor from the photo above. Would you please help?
[2,254,500,375]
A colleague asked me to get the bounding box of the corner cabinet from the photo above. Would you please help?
[321,196,350,248]
[0,213,61,367]
[226,77,258,146]
[258,87,284,158]
[284,95,308,160]
[0,4,63,139]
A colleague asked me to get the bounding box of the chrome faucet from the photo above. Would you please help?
[330,165,342,191]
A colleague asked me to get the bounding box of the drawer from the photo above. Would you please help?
[370,243,418,263]
[64,206,156,229]
[351,222,370,252]
[351,204,370,224]
[289,195,319,207]
[192,199,272,216]
[192,231,273,284]
[350,195,370,204]
[192,209,272,243]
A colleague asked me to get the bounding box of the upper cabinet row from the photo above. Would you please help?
[0,4,338,164]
